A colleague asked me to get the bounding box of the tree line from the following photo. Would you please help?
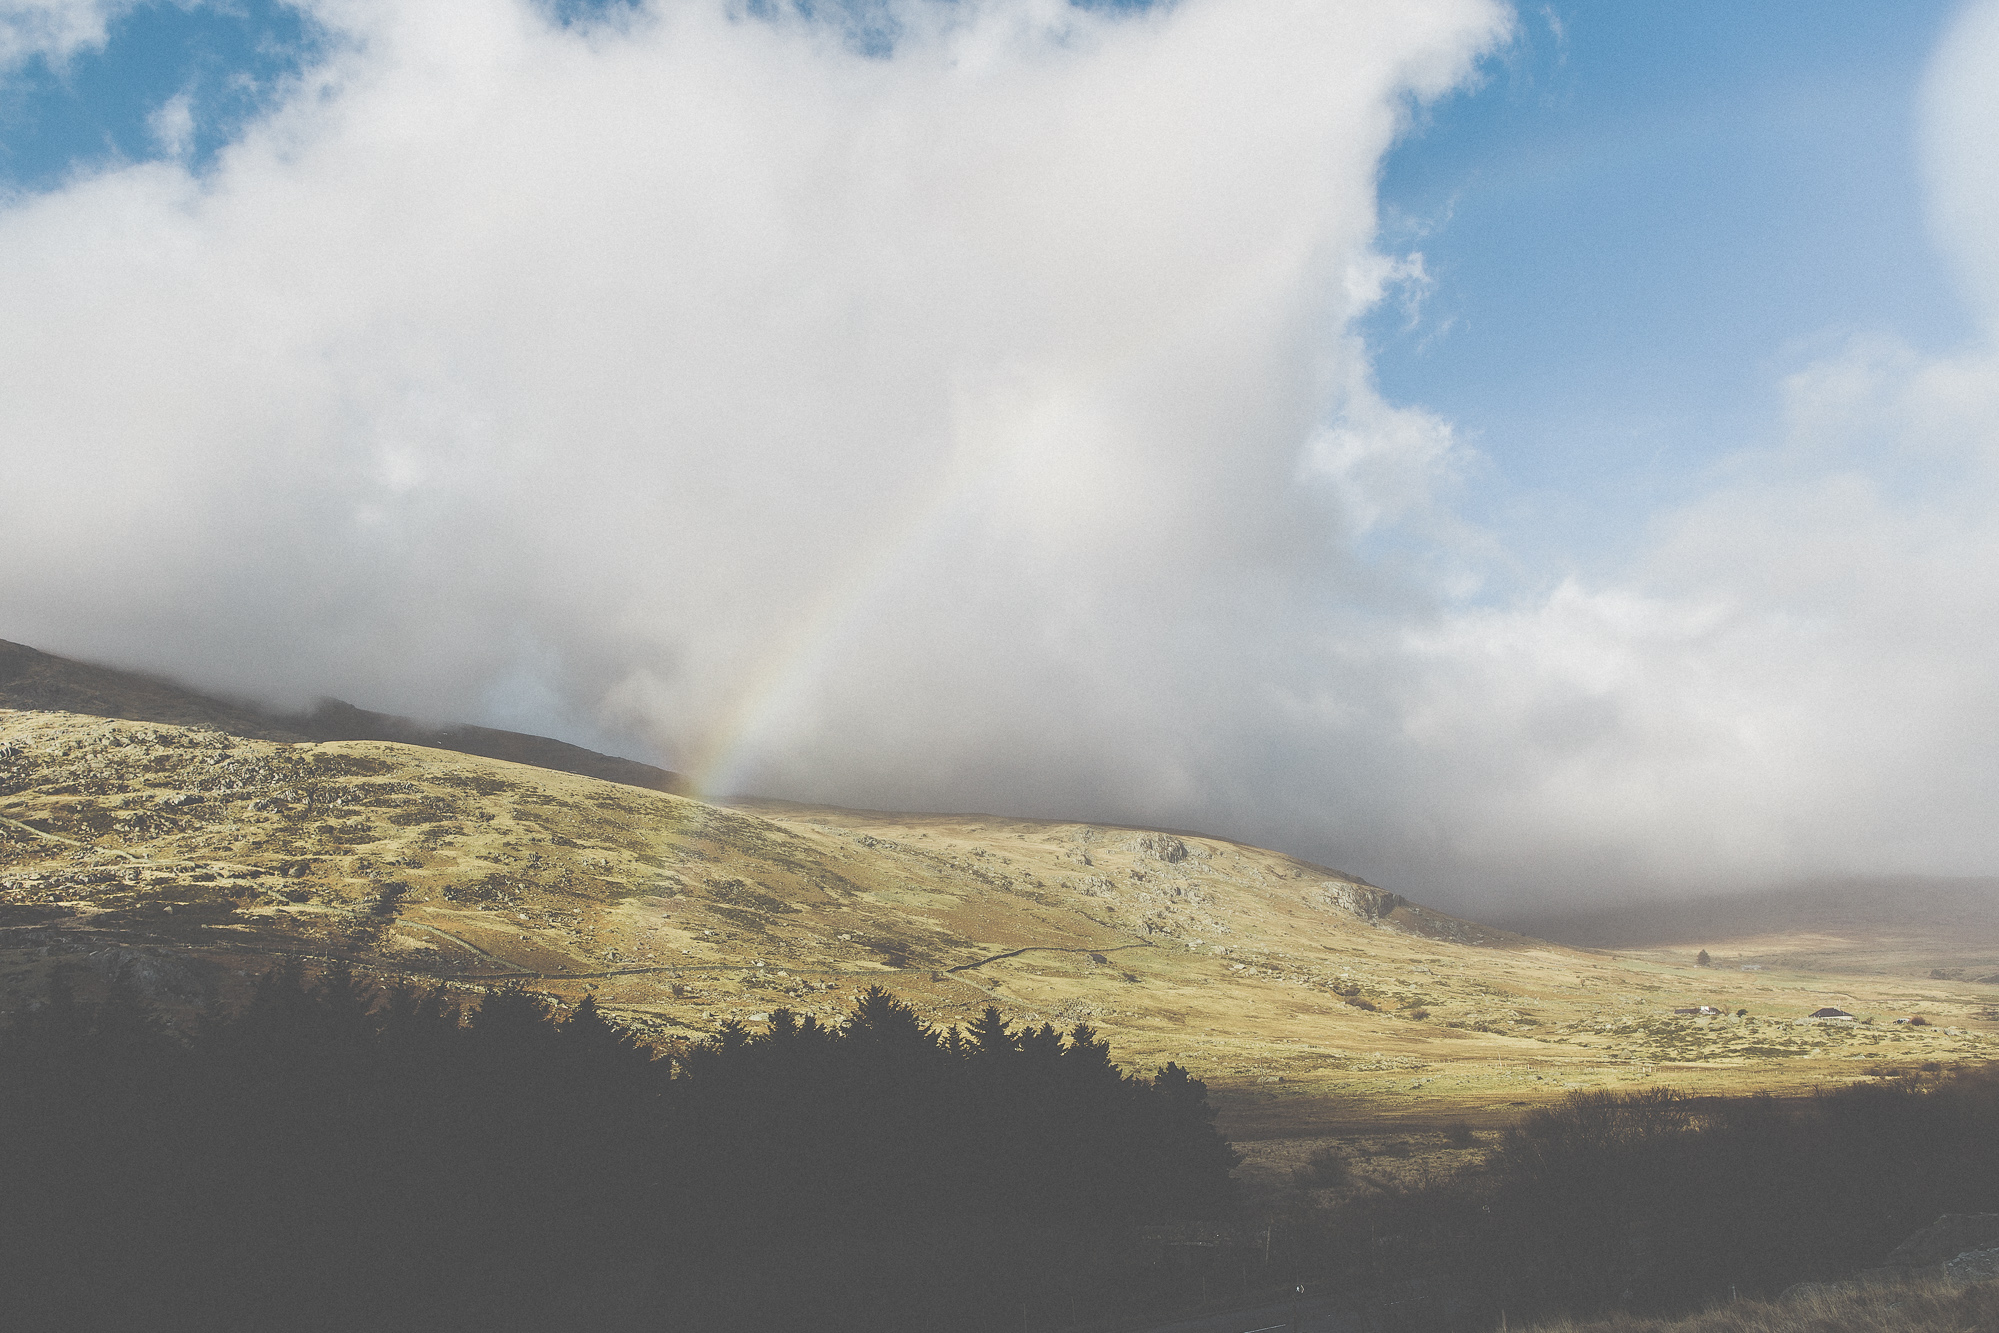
[1261,1066,1999,1325]
[0,965,1238,1332]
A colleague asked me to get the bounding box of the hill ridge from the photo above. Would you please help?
[0,638,687,795]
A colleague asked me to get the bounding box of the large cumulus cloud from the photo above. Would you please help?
[5,0,1999,914]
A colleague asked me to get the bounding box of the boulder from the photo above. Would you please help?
[1945,1248,1999,1283]
[1882,1214,1999,1269]
[1318,882,1403,921]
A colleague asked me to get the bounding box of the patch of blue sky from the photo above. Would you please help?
[1364,0,1980,570]
[0,0,1151,192]
[735,0,1151,59]
[0,0,325,193]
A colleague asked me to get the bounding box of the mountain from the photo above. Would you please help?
[4,640,1995,1128]
[279,697,687,795]
[0,638,686,794]
[0,637,304,741]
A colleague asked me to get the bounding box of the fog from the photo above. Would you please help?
[4,0,1999,914]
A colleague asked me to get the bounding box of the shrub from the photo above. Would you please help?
[1293,1146,1350,1188]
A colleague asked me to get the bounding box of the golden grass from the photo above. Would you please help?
[5,707,1997,1128]
[1519,1277,1999,1333]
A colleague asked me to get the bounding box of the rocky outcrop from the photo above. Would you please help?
[1789,1214,1999,1299]
[1130,833,1188,863]
[1317,881,1403,921]
[1883,1214,1999,1269]
[1946,1248,1999,1283]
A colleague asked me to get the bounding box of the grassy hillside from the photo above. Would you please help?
[4,706,1997,1132]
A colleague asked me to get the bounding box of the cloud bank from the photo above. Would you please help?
[3,0,1997,913]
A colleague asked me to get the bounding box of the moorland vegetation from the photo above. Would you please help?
[5,703,1992,1134]
[1514,1276,1999,1333]
[1251,1066,1999,1327]
[4,956,1998,1331]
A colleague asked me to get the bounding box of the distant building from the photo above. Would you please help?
[1808,1007,1855,1021]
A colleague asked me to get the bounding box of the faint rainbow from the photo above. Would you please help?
[684,449,995,801]
[683,271,1273,798]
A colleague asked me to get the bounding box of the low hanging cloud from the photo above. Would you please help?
[4,0,1998,914]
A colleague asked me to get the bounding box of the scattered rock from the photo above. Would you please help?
[1131,834,1188,863]
[1318,882,1403,921]
[1882,1214,1999,1269]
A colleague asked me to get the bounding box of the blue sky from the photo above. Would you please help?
[4,0,1997,906]
[0,2,322,188]
[1367,1,1976,561]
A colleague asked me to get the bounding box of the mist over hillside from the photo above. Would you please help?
[6,1,1999,914]
[1497,875,1999,975]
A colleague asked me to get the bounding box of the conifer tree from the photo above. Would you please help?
[968,1005,1015,1059]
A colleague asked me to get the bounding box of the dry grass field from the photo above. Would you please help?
[1518,1275,1999,1333]
[6,704,1996,1147]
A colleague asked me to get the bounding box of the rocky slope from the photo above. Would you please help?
[4,638,1996,1125]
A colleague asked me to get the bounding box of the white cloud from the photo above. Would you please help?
[0,0,1508,825]
[1924,0,1999,324]
[1322,0,1999,906]
[147,89,196,158]
[0,0,134,70]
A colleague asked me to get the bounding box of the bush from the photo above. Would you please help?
[1293,1146,1350,1188]
[1284,1067,1999,1327]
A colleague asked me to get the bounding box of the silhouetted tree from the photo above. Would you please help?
[0,970,1243,1333]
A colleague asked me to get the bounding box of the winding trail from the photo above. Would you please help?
[946,941,1154,973]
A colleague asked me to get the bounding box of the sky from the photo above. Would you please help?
[2,0,1997,915]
